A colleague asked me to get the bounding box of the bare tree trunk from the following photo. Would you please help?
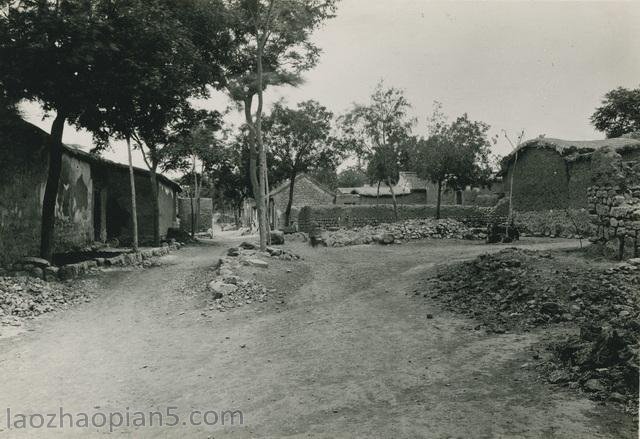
[436,180,442,220]
[191,154,199,235]
[40,112,66,261]
[285,172,297,226]
[189,188,194,238]
[376,181,380,205]
[387,177,398,222]
[126,137,139,251]
[506,150,519,237]
[149,165,160,247]
[255,38,268,251]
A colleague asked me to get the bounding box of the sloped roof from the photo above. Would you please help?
[269,173,335,198]
[399,171,428,189]
[336,171,425,198]
[498,136,640,176]
[2,116,181,191]
[64,144,181,191]
[503,136,640,163]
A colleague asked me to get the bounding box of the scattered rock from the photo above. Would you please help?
[269,230,285,245]
[208,281,239,296]
[584,378,606,392]
[244,259,268,269]
[20,257,50,268]
[227,247,240,257]
[240,241,256,250]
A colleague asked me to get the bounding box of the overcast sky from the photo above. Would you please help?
[20,0,640,169]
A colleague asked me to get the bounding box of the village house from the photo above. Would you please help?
[498,136,640,211]
[337,171,497,207]
[0,117,181,266]
[268,174,335,229]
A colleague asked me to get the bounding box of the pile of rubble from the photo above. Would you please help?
[227,241,302,261]
[207,252,271,312]
[0,276,89,324]
[419,249,639,409]
[319,219,486,247]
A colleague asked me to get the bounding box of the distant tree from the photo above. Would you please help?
[337,165,368,188]
[416,104,493,219]
[161,110,225,238]
[591,86,640,138]
[263,100,339,226]
[224,0,338,249]
[339,82,415,220]
[0,0,122,260]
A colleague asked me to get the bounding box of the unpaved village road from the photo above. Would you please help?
[0,237,635,438]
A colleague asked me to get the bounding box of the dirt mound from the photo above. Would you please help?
[419,248,639,410]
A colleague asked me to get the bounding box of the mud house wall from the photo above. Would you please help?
[0,118,93,266]
[502,148,576,211]
[340,186,498,207]
[271,176,335,227]
[92,165,177,245]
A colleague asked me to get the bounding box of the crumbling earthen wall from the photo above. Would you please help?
[0,118,93,266]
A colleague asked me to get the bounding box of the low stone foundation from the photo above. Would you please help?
[1,242,183,281]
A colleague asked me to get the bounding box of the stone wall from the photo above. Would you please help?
[513,209,592,238]
[178,197,213,233]
[587,147,640,259]
[298,204,498,232]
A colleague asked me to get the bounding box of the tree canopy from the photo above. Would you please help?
[591,86,640,138]
[415,105,493,218]
[262,99,339,225]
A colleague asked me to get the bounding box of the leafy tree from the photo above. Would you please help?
[415,105,493,219]
[591,86,640,138]
[263,100,338,226]
[224,0,337,249]
[160,109,225,238]
[0,0,121,260]
[84,0,230,247]
[337,165,368,188]
[339,82,416,220]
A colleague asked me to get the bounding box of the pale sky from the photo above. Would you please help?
[20,0,640,170]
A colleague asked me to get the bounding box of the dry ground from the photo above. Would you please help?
[0,236,635,438]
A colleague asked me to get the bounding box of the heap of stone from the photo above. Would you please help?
[320,218,486,247]
[227,241,301,261]
[0,276,89,322]
[419,249,639,408]
[207,254,272,311]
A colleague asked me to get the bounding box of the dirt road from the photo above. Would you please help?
[0,237,634,438]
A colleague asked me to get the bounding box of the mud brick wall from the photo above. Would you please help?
[297,204,497,232]
[501,147,592,211]
[0,118,93,266]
